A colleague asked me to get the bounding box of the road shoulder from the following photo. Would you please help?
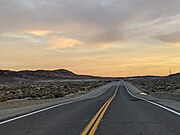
[0,82,114,122]
[125,81,180,112]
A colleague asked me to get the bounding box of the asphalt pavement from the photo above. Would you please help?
[0,82,180,135]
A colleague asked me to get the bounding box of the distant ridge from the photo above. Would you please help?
[1,69,179,82]
[0,69,95,82]
[126,72,180,80]
[126,75,161,80]
[168,72,180,78]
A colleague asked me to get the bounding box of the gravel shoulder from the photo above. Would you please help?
[125,81,180,112]
[0,81,114,122]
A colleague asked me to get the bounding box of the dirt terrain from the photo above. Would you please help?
[129,78,180,101]
[0,80,111,110]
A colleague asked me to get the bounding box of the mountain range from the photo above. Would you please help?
[0,69,179,82]
[0,69,95,82]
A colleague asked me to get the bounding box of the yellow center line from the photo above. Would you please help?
[81,83,119,135]
[81,98,112,135]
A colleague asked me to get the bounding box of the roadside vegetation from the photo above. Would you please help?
[129,78,180,101]
[0,80,111,102]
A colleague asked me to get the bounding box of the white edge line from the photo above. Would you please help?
[123,81,180,116]
[0,82,115,125]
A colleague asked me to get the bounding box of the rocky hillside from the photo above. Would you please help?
[0,69,94,82]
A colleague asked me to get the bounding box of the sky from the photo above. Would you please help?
[0,0,180,77]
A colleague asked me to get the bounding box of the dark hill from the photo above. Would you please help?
[168,73,180,78]
[0,69,94,82]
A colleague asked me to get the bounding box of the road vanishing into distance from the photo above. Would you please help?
[0,81,180,135]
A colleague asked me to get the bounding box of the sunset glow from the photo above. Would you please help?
[0,0,180,77]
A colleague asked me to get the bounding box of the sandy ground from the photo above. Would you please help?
[0,92,83,110]
[125,81,180,112]
[129,81,180,101]
[0,82,114,121]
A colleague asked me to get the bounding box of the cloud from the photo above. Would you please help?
[47,37,82,50]
[154,32,180,43]
[26,30,52,36]
[0,0,180,49]
[0,32,45,43]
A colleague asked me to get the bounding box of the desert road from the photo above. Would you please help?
[0,81,180,135]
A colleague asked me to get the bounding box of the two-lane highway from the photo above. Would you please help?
[96,83,180,135]
[0,81,180,135]
[0,84,117,135]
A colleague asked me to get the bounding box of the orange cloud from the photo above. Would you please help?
[91,43,112,50]
[170,42,180,48]
[26,30,51,36]
[48,37,82,50]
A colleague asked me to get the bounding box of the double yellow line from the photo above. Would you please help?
[81,83,119,135]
